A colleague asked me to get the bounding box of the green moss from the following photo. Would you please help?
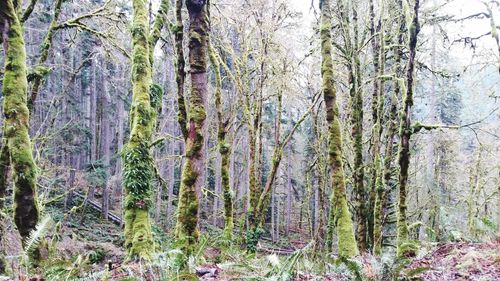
[174,0,188,140]
[27,65,51,82]
[149,83,164,113]
[175,161,201,254]
[397,240,419,258]
[245,227,264,253]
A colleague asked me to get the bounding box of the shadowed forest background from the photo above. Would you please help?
[0,0,499,280]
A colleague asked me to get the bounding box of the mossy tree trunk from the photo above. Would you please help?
[368,0,383,254]
[321,0,359,258]
[467,146,483,238]
[208,43,234,241]
[0,0,40,241]
[246,88,315,252]
[246,102,262,239]
[246,91,283,252]
[121,0,163,260]
[28,0,63,110]
[373,0,405,255]
[175,0,209,255]
[396,0,420,258]
[349,0,367,251]
[174,0,188,140]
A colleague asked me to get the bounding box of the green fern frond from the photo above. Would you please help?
[24,214,54,255]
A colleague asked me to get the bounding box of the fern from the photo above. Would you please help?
[24,214,54,255]
[266,240,314,280]
[336,257,364,281]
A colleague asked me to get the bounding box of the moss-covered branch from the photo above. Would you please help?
[174,0,188,140]
[28,0,63,111]
[149,0,170,66]
[20,0,38,23]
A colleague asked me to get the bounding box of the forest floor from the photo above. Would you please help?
[402,241,500,281]
[2,204,499,280]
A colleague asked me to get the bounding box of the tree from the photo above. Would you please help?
[208,43,234,241]
[175,0,209,255]
[373,0,404,256]
[0,0,40,241]
[396,0,421,257]
[321,0,359,258]
[121,0,168,260]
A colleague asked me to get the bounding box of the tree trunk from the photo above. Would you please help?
[285,145,292,236]
[321,0,359,257]
[101,61,111,220]
[348,0,367,251]
[396,0,420,257]
[175,0,188,140]
[0,0,40,241]
[175,0,209,256]
[208,43,234,240]
[121,0,158,260]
